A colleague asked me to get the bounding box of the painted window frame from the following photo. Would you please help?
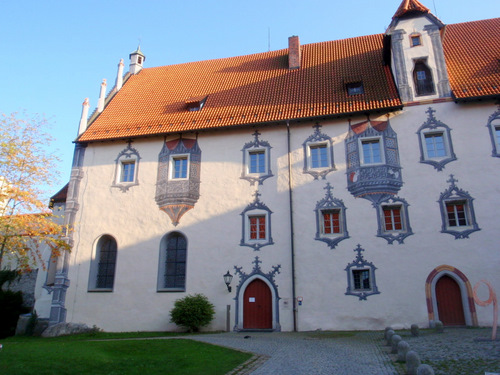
[169,154,190,180]
[240,192,274,251]
[359,137,385,165]
[157,231,187,292]
[112,143,141,192]
[345,245,380,300]
[487,107,500,157]
[241,131,273,186]
[247,148,268,175]
[314,183,349,249]
[302,124,336,180]
[438,175,480,239]
[376,196,413,244]
[417,107,456,171]
[88,235,118,292]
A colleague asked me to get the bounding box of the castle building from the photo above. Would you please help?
[37,0,499,331]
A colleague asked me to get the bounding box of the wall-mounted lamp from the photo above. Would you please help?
[223,271,233,292]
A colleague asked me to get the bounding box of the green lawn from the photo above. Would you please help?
[0,333,252,375]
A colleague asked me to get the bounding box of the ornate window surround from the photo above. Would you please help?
[375,196,413,244]
[417,107,456,171]
[314,183,349,249]
[240,191,274,251]
[302,124,336,180]
[487,106,500,157]
[345,245,380,301]
[112,142,141,192]
[88,234,118,292]
[438,175,480,239]
[241,131,273,186]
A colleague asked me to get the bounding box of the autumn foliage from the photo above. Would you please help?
[0,112,70,272]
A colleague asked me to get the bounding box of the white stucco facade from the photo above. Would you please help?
[49,99,499,332]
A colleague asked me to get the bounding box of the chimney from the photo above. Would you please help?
[288,35,301,70]
[78,98,90,136]
[97,79,107,113]
[116,59,124,91]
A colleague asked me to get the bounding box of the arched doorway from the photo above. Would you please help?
[243,279,272,329]
[425,265,477,327]
[435,275,466,326]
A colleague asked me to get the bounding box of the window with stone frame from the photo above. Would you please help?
[112,142,141,191]
[417,107,456,171]
[241,131,273,185]
[438,175,480,239]
[376,196,413,244]
[302,124,335,180]
[345,245,380,300]
[314,183,349,249]
[240,192,274,250]
[171,155,189,179]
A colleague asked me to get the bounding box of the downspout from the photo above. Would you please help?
[286,120,298,332]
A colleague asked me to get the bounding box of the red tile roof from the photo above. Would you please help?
[78,33,402,142]
[393,0,430,19]
[78,17,500,143]
[443,18,500,100]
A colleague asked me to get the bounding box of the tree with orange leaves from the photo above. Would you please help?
[0,112,70,272]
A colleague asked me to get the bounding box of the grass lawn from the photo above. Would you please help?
[0,333,252,375]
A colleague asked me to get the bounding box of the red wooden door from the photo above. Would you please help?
[436,275,466,326]
[243,279,272,329]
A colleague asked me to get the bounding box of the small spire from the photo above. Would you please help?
[393,0,430,19]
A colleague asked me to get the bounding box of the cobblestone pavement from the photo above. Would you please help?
[191,328,500,375]
[388,327,500,375]
[191,331,397,375]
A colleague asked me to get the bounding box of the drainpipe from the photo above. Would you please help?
[286,120,298,332]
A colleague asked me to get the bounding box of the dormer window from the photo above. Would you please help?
[347,82,364,96]
[410,34,422,47]
[413,60,435,96]
[185,96,207,111]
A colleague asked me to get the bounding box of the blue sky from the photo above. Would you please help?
[2,0,498,201]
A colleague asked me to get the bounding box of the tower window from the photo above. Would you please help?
[410,34,422,47]
[413,61,435,96]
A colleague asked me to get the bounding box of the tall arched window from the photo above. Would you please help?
[158,232,187,291]
[413,60,435,96]
[89,235,118,291]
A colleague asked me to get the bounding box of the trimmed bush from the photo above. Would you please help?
[170,294,215,332]
[0,270,27,339]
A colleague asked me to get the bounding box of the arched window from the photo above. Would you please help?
[158,232,187,291]
[413,60,435,96]
[89,235,118,291]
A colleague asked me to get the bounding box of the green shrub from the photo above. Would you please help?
[170,294,215,332]
[0,270,27,338]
